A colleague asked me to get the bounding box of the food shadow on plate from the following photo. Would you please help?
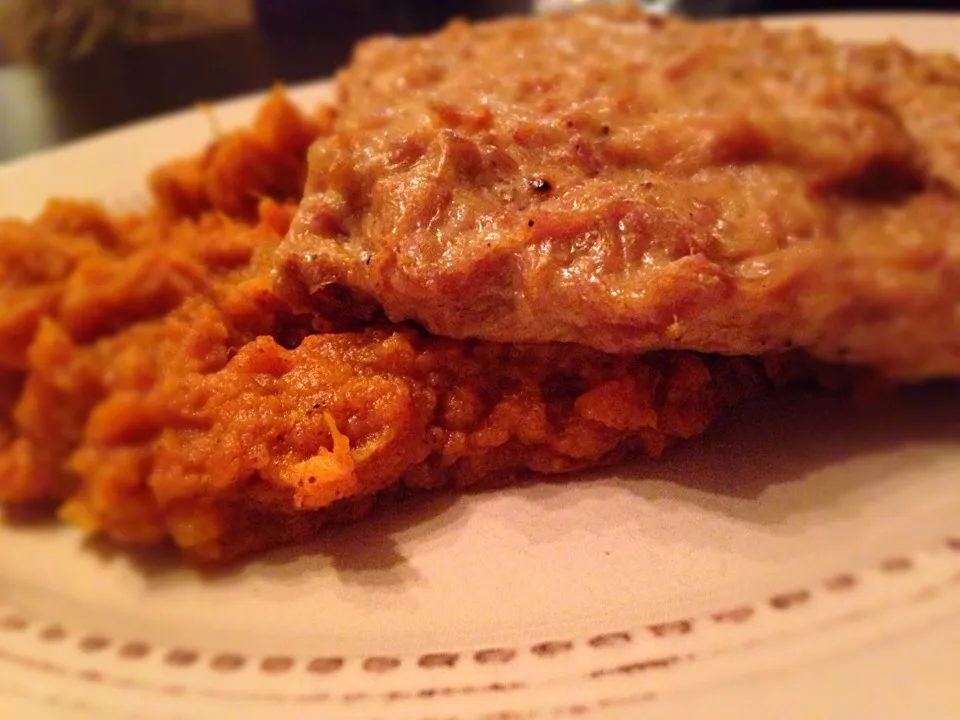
[67,384,960,583]
[76,490,469,589]
[199,493,467,589]
[498,383,960,533]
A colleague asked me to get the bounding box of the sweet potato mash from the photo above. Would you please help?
[0,89,814,562]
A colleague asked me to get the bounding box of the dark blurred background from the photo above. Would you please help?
[1,0,958,162]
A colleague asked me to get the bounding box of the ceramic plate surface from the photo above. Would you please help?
[1,14,959,720]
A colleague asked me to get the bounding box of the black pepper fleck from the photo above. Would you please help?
[528,177,552,193]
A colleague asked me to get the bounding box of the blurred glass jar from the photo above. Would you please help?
[0,0,254,66]
[0,0,766,67]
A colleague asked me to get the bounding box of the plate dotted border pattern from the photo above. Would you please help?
[1,537,958,718]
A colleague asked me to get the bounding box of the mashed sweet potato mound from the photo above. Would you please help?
[0,89,828,563]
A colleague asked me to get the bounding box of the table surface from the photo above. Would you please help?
[0,1,958,164]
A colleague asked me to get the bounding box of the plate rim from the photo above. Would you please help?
[1,10,959,719]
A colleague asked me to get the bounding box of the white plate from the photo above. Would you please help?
[1,13,960,720]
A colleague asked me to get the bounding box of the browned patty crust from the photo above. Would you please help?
[278,7,960,379]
